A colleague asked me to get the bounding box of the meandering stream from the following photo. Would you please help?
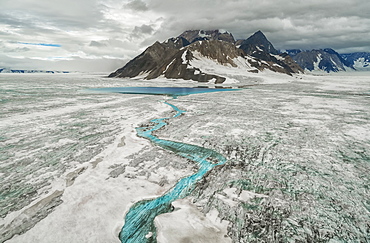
[118,97,229,242]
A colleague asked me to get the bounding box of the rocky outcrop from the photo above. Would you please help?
[162,37,190,49]
[178,30,235,44]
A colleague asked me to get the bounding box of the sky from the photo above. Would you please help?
[1,0,370,72]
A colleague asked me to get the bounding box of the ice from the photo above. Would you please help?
[155,199,231,243]
[1,71,369,242]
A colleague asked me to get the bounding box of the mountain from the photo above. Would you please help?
[341,52,370,70]
[0,68,69,73]
[109,30,303,82]
[287,49,355,73]
[237,30,279,55]
[237,31,303,74]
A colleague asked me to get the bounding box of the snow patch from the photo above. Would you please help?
[216,188,268,207]
[271,54,285,61]
[198,31,211,38]
[181,50,188,65]
[256,46,263,52]
[313,53,323,71]
[164,59,176,73]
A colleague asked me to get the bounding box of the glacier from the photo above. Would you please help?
[0,71,369,242]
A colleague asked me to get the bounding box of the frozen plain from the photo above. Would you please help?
[0,71,369,242]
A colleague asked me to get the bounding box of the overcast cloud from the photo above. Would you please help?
[1,0,370,72]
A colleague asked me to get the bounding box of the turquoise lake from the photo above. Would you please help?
[88,86,238,97]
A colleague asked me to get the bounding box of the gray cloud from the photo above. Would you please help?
[1,0,369,72]
[124,0,149,11]
[134,24,154,34]
[89,41,107,47]
[147,0,370,52]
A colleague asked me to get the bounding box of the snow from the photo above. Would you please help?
[219,29,229,34]
[181,50,188,64]
[256,46,263,52]
[271,54,285,61]
[312,53,323,71]
[1,71,369,242]
[155,199,231,243]
[216,188,268,207]
[198,30,210,38]
[164,59,175,73]
[353,57,370,70]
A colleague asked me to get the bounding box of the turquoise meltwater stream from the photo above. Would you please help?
[118,100,227,242]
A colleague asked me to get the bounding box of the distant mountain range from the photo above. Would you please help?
[0,68,69,74]
[110,29,369,82]
[286,48,355,72]
[285,49,370,72]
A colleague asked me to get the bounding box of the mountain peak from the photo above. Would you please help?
[178,29,235,44]
[254,30,265,36]
[241,30,279,55]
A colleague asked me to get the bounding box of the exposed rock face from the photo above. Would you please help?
[341,52,370,70]
[237,31,303,75]
[279,53,305,74]
[287,48,354,72]
[188,40,244,66]
[108,42,178,78]
[109,29,304,81]
[162,37,190,49]
[178,29,235,44]
[238,30,279,56]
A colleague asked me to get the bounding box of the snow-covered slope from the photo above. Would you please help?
[341,52,370,70]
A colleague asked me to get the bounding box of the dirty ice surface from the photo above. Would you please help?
[1,72,369,242]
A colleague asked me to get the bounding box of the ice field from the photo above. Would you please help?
[0,72,369,242]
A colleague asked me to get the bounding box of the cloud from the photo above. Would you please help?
[124,0,149,11]
[1,0,369,72]
[89,41,107,47]
[146,0,370,52]
[134,24,154,35]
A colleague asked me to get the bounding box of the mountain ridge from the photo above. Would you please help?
[109,29,304,82]
[286,48,355,72]
[109,29,369,81]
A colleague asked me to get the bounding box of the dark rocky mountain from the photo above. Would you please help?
[341,52,370,70]
[109,30,304,82]
[235,31,303,74]
[287,48,355,72]
[237,30,279,55]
